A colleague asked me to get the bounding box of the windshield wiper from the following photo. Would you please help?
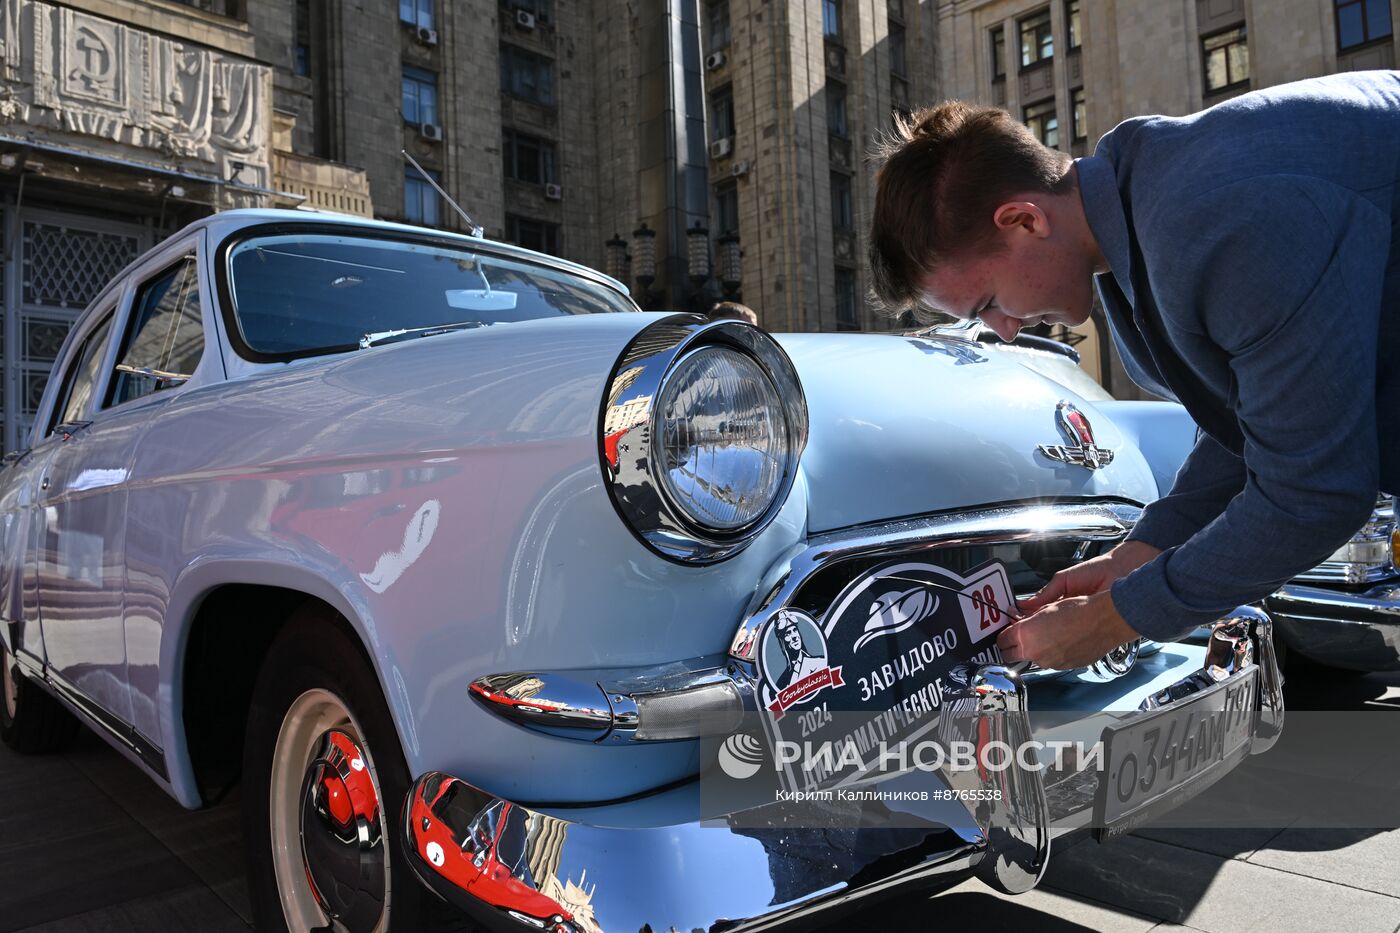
[359,319,491,349]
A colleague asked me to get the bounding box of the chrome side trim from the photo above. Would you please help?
[469,664,753,744]
[729,500,1141,661]
[599,316,809,563]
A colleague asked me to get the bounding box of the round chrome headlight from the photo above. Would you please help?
[654,346,789,532]
[600,317,808,563]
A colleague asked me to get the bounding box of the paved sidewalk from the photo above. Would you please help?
[2,666,1398,932]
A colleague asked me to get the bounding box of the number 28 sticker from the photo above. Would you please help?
[957,562,1015,644]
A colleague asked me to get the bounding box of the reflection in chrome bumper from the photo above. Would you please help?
[404,611,1284,932]
[1267,581,1400,671]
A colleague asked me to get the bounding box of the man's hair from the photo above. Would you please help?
[709,301,759,325]
[868,101,1073,314]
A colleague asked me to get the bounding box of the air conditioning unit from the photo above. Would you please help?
[731,159,751,178]
[705,51,727,71]
[416,26,438,45]
[516,9,536,29]
[419,122,443,141]
[708,137,733,160]
[544,182,563,200]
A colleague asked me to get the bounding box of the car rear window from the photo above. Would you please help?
[226,232,633,357]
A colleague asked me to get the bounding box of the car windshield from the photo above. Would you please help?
[226,232,634,356]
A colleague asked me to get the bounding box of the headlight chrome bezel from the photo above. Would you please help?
[599,316,808,564]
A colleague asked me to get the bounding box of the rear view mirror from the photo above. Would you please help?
[446,289,518,312]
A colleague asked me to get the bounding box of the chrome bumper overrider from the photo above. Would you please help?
[1266,580,1400,671]
[405,612,1283,932]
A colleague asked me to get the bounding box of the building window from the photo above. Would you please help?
[293,0,311,76]
[500,44,556,106]
[1202,25,1249,94]
[830,172,853,231]
[402,66,439,125]
[707,0,731,52]
[513,0,552,18]
[823,0,842,41]
[827,82,848,137]
[889,24,907,77]
[710,86,734,142]
[715,182,739,235]
[399,0,433,29]
[1335,0,1392,49]
[991,25,1006,80]
[405,169,441,226]
[1066,0,1081,48]
[1072,88,1086,141]
[1019,8,1053,68]
[503,129,558,185]
[835,268,858,330]
[505,214,561,256]
[888,0,904,23]
[1024,99,1058,148]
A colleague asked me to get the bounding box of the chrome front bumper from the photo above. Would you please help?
[1267,579,1400,671]
[403,610,1283,932]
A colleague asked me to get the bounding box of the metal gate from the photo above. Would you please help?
[0,206,149,453]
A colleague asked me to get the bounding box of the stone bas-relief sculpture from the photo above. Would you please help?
[0,0,270,188]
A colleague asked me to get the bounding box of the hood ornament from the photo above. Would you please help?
[1038,401,1114,470]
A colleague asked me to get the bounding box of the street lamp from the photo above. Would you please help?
[605,232,628,282]
[718,232,742,299]
[686,220,710,285]
[632,222,657,308]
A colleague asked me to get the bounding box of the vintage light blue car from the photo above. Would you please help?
[0,210,1284,933]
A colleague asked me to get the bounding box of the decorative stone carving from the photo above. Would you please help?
[0,0,270,187]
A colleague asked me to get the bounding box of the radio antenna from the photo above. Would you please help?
[402,149,484,238]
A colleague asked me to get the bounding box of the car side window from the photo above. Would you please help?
[49,314,114,435]
[107,255,204,408]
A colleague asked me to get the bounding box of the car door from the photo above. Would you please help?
[36,241,209,752]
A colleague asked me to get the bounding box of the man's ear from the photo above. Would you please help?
[992,201,1050,238]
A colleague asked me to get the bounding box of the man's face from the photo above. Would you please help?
[915,201,1097,342]
[781,623,803,652]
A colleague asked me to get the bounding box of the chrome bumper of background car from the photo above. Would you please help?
[404,613,1283,932]
[1266,580,1400,671]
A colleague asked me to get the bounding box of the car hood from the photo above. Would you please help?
[774,332,1161,533]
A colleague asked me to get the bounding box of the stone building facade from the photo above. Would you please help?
[698,0,937,332]
[935,0,1398,394]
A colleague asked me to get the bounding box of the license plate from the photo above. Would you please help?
[754,558,1017,792]
[1097,665,1259,832]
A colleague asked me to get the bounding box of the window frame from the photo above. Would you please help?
[1071,87,1087,142]
[707,0,731,53]
[834,267,858,331]
[103,253,207,411]
[399,0,434,29]
[503,128,559,186]
[826,81,848,137]
[830,171,853,232]
[714,182,739,236]
[709,84,735,143]
[404,168,442,226]
[1066,0,1081,49]
[500,43,557,107]
[401,65,440,126]
[823,0,842,42]
[504,214,562,257]
[1018,8,1054,70]
[1201,24,1250,95]
[991,25,1006,80]
[889,22,908,78]
[1023,98,1059,148]
[1334,0,1392,50]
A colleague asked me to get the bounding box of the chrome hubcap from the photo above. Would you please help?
[2,646,18,722]
[270,689,390,933]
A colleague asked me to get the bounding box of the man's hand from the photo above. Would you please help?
[1017,540,1163,614]
[997,590,1140,670]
